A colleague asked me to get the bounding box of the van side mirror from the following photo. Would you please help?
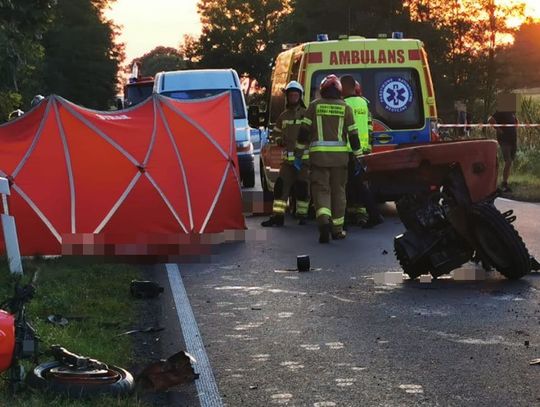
[248,105,269,128]
[248,105,260,128]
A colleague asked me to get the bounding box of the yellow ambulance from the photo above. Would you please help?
[259,33,439,192]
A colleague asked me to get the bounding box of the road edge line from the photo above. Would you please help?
[166,263,223,407]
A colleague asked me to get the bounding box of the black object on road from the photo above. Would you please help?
[130,280,164,299]
[297,255,310,272]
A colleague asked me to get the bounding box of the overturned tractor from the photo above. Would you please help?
[363,139,536,280]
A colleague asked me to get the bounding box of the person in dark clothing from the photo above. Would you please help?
[488,110,518,193]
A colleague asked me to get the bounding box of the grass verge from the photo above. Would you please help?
[500,173,540,202]
[0,256,148,407]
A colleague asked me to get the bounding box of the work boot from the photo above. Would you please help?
[500,183,512,193]
[261,214,284,227]
[331,230,347,240]
[318,224,331,244]
[362,214,384,229]
[298,216,307,226]
[531,256,540,271]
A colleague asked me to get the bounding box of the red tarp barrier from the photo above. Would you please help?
[0,94,246,256]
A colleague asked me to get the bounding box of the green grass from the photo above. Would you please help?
[0,257,149,406]
[499,173,540,202]
[498,149,540,202]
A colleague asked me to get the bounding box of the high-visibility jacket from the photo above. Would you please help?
[273,105,309,163]
[296,98,361,167]
[344,96,373,153]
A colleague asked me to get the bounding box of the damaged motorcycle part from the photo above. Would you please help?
[26,346,134,398]
[26,360,134,398]
[137,350,199,392]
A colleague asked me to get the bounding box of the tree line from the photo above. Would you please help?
[3,0,540,122]
[0,0,122,120]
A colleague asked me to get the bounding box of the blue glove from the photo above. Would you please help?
[354,156,366,176]
[293,157,302,171]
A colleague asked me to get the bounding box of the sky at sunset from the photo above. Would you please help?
[106,0,200,62]
[107,0,540,63]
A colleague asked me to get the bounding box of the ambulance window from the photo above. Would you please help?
[372,69,423,129]
[310,68,424,130]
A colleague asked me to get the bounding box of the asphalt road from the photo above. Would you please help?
[154,160,540,407]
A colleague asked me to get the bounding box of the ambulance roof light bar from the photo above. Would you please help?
[392,32,404,39]
[317,34,329,41]
[378,33,388,39]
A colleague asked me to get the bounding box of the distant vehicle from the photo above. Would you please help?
[120,63,154,109]
[253,33,440,197]
[153,69,255,188]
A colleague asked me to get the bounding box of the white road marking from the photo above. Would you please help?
[167,263,223,407]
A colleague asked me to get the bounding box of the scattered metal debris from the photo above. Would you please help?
[117,327,165,336]
[130,280,164,299]
[137,351,199,391]
[46,315,69,327]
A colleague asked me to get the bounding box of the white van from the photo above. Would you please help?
[153,69,255,187]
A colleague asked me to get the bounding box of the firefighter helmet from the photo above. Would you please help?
[8,109,24,121]
[354,81,362,96]
[31,95,45,107]
[320,74,342,94]
[284,81,304,94]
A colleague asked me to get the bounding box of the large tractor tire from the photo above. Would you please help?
[469,202,530,279]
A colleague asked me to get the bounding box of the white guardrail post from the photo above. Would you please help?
[0,177,23,275]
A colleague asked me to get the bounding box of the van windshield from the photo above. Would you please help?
[161,89,246,119]
[310,69,424,129]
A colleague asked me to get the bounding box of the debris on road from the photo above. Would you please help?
[529,359,540,365]
[381,250,388,255]
[130,280,164,299]
[137,350,199,392]
[117,327,165,336]
[297,255,310,272]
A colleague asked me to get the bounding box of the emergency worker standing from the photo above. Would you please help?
[341,75,383,229]
[295,74,362,243]
[262,81,310,227]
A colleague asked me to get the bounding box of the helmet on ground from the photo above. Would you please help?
[8,109,24,120]
[354,81,362,96]
[31,95,45,107]
[284,81,304,94]
[320,74,342,94]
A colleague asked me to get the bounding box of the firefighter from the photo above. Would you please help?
[295,74,362,243]
[261,81,310,227]
[341,75,383,229]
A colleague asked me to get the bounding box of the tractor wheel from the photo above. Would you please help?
[469,202,530,279]
[394,233,430,280]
